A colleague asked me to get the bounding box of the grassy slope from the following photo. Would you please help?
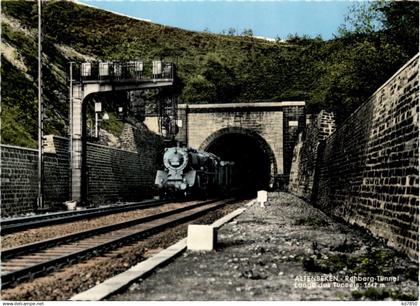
[1,0,415,147]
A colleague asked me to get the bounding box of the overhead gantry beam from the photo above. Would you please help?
[70,63,174,205]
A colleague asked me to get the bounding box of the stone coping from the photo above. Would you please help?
[1,135,138,154]
[0,144,39,153]
[178,101,305,109]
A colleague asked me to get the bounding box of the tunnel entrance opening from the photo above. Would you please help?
[205,133,271,196]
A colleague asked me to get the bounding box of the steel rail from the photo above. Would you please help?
[1,199,169,235]
[1,198,235,289]
[1,199,216,260]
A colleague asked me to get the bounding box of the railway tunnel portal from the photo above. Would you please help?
[147,101,305,191]
[200,127,274,193]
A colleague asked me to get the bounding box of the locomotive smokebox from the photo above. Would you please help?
[155,146,233,197]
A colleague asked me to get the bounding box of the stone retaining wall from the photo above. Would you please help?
[1,145,39,216]
[86,142,158,204]
[288,110,335,199]
[1,129,162,216]
[289,54,419,260]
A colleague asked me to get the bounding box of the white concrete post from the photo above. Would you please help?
[257,190,268,207]
[187,225,217,251]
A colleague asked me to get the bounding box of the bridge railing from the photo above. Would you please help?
[71,61,174,82]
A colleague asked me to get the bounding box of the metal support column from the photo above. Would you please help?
[70,86,84,204]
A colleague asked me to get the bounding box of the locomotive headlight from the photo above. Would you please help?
[164,147,189,171]
[169,153,183,167]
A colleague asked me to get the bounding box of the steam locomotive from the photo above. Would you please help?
[155,146,233,197]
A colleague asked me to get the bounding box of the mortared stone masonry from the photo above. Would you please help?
[289,54,419,260]
[1,128,162,216]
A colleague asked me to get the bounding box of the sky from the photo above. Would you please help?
[78,1,355,40]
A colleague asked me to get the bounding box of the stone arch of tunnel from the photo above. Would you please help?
[199,127,277,194]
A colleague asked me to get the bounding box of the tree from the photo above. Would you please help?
[380,1,419,56]
[181,75,217,103]
[241,28,253,37]
[337,0,419,57]
[337,2,385,36]
[200,55,240,103]
[227,27,236,36]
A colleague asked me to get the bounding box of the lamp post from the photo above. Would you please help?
[94,102,109,138]
[94,102,101,138]
[37,0,44,209]
[117,106,124,120]
[98,112,109,138]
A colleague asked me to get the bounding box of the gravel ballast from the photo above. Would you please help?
[1,200,202,249]
[109,192,418,301]
[1,200,247,301]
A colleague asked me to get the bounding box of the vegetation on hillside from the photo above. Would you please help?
[1,0,418,147]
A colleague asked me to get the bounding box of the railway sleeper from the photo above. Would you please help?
[1,199,168,236]
[1,200,230,289]
[2,200,218,261]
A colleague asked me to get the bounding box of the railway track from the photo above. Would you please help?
[0,198,168,235]
[1,198,235,289]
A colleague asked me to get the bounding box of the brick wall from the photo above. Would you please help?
[1,127,163,216]
[86,144,150,203]
[44,135,70,209]
[289,110,335,199]
[289,55,419,260]
[87,125,163,203]
[1,145,38,216]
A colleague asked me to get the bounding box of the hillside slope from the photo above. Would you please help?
[1,0,417,147]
